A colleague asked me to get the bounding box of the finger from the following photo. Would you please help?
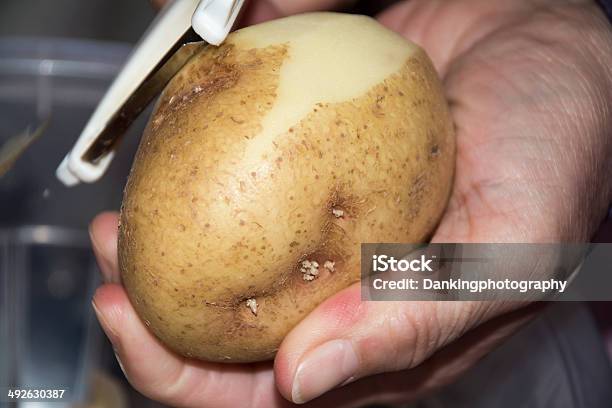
[90,212,120,283]
[274,284,505,404]
[147,0,281,28]
[376,0,462,76]
[238,0,356,27]
[93,284,282,407]
[149,0,166,11]
[237,0,283,26]
[290,302,543,407]
[150,0,354,25]
[376,0,530,77]
[258,0,353,16]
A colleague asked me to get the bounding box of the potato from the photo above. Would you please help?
[119,12,455,363]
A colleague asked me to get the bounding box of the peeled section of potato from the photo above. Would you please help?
[119,12,455,363]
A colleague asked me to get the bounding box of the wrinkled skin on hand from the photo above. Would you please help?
[91,0,612,406]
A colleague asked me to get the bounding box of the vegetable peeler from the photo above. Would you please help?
[56,0,245,186]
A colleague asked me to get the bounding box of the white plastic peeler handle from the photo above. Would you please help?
[192,0,245,45]
[56,0,243,187]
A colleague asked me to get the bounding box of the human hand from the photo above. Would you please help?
[92,0,612,406]
[150,0,355,24]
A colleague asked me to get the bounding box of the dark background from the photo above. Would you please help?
[0,0,155,43]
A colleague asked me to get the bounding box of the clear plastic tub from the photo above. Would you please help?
[0,37,147,407]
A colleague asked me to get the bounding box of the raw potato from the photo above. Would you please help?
[119,12,455,363]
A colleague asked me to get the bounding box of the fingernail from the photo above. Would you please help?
[89,226,117,283]
[292,340,359,404]
[114,349,127,377]
[92,300,118,346]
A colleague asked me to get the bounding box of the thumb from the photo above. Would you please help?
[274,284,494,404]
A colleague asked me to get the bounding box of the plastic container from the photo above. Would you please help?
[0,37,145,407]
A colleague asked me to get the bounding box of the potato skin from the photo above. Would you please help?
[119,13,455,362]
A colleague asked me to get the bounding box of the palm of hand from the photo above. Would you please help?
[382,0,609,245]
[91,1,611,407]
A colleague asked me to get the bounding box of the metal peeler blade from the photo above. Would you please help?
[81,33,205,165]
[56,0,245,186]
